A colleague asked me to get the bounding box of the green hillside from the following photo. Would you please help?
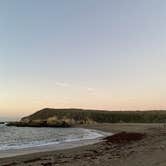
[21,108,166,123]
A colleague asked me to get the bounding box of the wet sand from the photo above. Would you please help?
[1,123,166,166]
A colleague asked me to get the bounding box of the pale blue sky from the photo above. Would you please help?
[1,0,166,118]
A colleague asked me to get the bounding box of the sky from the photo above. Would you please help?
[1,0,166,119]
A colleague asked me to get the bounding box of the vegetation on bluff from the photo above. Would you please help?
[7,108,166,127]
[21,108,166,124]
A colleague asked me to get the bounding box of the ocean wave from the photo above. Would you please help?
[0,127,110,151]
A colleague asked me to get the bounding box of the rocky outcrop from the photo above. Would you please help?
[7,119,71,127]
[6,108,98,127]
[7,116,72,127]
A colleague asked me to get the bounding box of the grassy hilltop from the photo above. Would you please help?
[21,108,166,124]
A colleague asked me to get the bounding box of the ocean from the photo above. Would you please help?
[0,124,108,151]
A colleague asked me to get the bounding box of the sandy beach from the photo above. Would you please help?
[1,123,166,166]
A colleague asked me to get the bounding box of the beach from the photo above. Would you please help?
[1,123,166,166]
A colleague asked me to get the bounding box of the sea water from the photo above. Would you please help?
[0,124,108,151]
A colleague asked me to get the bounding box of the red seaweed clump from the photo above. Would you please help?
[104,132,146,144]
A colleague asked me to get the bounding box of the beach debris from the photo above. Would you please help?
[104,132,146,144]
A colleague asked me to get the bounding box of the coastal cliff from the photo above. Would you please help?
[7,108,96,127]
[6,108,166,127]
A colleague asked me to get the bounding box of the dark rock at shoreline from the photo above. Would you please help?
[6,120,71,128]
[104,132,146,144]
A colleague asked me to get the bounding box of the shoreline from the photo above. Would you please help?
[1,123,166,166]
[0,128,111,159]
[0,138,102,159]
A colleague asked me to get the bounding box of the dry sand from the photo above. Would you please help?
[1,123,166,166]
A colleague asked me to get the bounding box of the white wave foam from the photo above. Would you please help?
[0,128,110,151]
